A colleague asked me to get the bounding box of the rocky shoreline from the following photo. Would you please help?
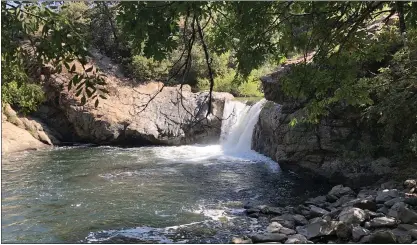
[233,179,417,244]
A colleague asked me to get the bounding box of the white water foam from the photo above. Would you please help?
[220,99,280,171]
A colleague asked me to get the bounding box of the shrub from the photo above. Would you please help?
[2,81,45,114]
[197,68,264,97]
[131,55,171,82]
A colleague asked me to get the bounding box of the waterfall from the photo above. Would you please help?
[221,99,267,154]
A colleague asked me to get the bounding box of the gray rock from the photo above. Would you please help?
[350,199,377,211]
[232,237,253,244]
[295,205,311,217]
[388,202,406,219]
[293,214,308,226]
[409,229,417,240]
[369,216,397,228]
[368,230,397,244]
[266,207,285,215]
[377,206,389,215]
[249,213,260,218]
[352,226,370,242]
[357,189,377,199]
[309,205,329,218]
[326,194,339,203]
[267,222,283,233]
[384,197,404,208]
[365,210,385,218]
[246,208,260,214]
[412,241,417,244]
[271,214,296,229]
[308,217,323,224]
[392,228,412,244]
[244,201,257,209]
[296,219,340,239]
[331,195,356,208]
[328,185,355,198]
[279,227,296,235]
[284,234,308,244]
[397,223,417,231]
[251,233,287,243]
[397,206,417,224]
[305,196,327,206]
[364,221,371,229]
[376,189,400,203]
[359,235,371,244]
[338,207,367,225]
[404,197,417,206]
[335,222,351,240]
[404,179,417,189]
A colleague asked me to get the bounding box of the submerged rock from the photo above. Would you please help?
[250,233,287,243]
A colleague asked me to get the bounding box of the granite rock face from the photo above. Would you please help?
[38,49,234,146]
[251,68,396,186]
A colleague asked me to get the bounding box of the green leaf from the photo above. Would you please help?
[81,96,86,105]
[70,64,76,72]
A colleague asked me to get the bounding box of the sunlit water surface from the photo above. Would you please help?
[2,145,330,243]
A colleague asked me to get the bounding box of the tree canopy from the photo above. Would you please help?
[2,1,417,155]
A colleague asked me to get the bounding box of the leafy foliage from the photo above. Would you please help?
[1,1,107,111]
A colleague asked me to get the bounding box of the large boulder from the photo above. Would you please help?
[2,121,50,154]
[41,50,234,146]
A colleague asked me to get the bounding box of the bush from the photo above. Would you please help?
[197,68,264,97]
[131,55,171,82]
[2,81,45,114]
